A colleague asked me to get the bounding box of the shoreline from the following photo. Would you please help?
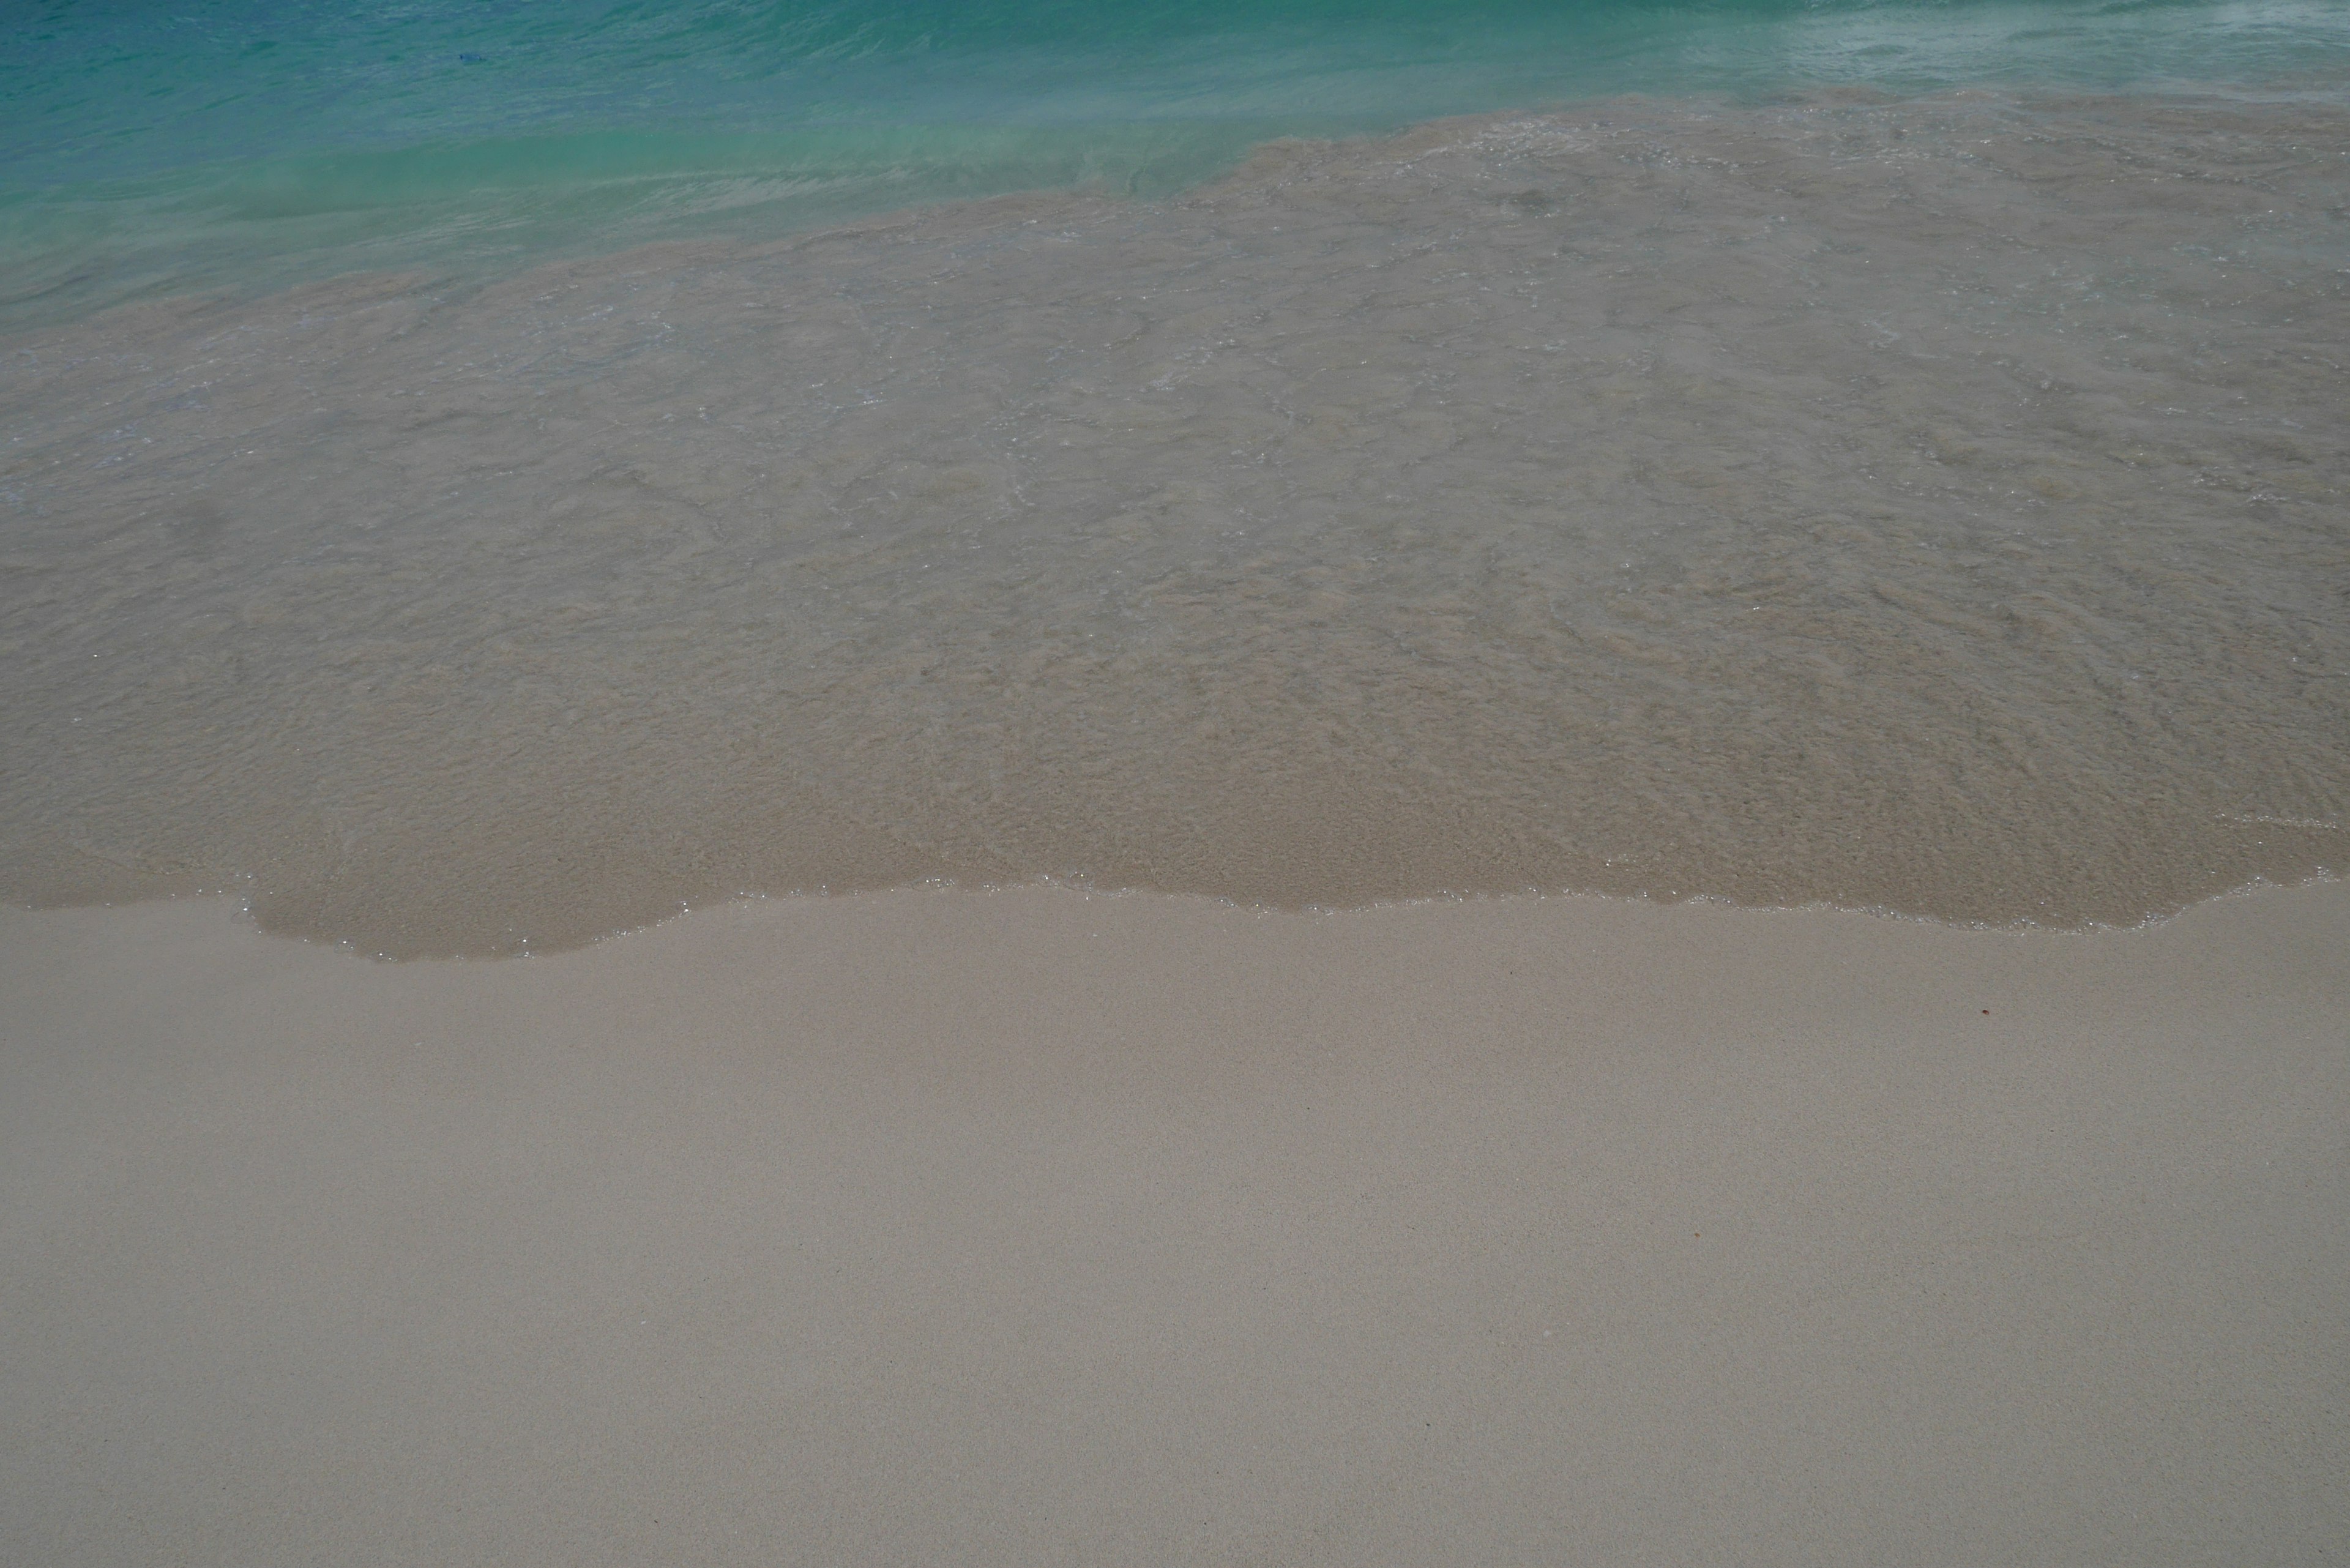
[6,878,2346,1563]
[12,857,2347,961]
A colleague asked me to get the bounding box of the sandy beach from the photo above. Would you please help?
[5,879,2344,1565]
[7,4,2349,1562]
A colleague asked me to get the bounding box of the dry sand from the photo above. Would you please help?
[4,880,2346,1566]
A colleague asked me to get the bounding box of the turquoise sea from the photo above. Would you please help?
[8,0,2350,324]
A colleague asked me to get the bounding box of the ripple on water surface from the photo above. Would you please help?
[3,88,2345,954]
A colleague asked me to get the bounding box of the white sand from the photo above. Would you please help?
[4,881,2346,1565]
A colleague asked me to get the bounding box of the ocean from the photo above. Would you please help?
[4,0,2346,953]
[9,0,2350,324]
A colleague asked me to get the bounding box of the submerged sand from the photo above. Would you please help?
[4,881,2344,1564]
[6,86,2346,954]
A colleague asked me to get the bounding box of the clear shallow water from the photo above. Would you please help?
[7,0,2350,323]
[3,6,2348,955]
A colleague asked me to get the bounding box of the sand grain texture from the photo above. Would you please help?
[3,882,2345,1566]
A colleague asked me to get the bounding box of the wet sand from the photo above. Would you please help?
[5,879,2344,1565]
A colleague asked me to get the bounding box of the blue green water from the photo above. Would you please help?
[6,0,2349,321]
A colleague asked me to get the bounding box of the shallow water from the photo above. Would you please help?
[5,86,2344,954]
[9,0,2350,326]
